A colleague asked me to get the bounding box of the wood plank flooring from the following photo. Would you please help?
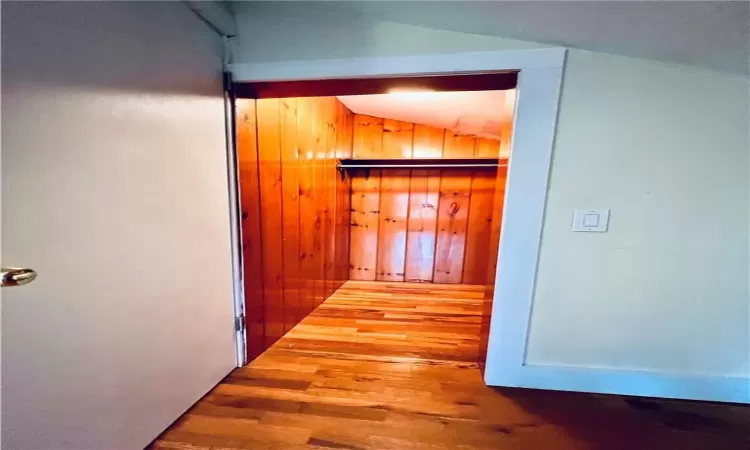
[150,281,750,450]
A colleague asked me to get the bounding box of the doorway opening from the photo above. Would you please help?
[235,73,517,368]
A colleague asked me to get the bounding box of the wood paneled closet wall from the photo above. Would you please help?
[348,114,508,285]
[237,97,353,360]
[237,98,509,360]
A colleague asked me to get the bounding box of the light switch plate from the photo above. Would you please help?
[572,208,609,232]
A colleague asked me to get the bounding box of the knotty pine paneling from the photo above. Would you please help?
[241,97,353,362]
[375,119,413,281]
[349,114,383,280]
[433,132,475,284]
[462,171,497,285]
[376,169,410,281]
[335,101,353,288]
[382,119,414,158]
[443,132,477,158]
[403,125,443,282]
[480,164,509,368]
[404,170,440,282]
[311,99,326,309]
[256,98,285,347]
[324,98,337,300]
[280,98,301,330]
[240,102,505,363]
[236,99,265,361]
[433,170,471,284]
[412,124,445,159]
[475,137,501,158]
[352,114,383,159]
[297,98,317,316]
[349,172,380,281]
[349,114,506,285]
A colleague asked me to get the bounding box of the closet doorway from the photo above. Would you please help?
[235,73,517,369]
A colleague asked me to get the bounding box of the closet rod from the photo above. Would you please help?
[337,163,507,168]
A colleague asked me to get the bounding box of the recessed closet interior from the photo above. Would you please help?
[236,74,517,362]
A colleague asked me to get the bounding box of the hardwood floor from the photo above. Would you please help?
[150,281,749,450]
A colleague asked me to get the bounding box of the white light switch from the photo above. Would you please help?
[572,209,609,232]
[582,213,600,227]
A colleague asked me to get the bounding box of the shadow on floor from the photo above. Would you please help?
[493,386,750,450]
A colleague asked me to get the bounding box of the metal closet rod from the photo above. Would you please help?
[337,163,507,168]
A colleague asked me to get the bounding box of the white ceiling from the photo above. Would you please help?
[320,1,750,74]
[338,90,516,140]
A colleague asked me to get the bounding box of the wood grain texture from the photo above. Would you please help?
[485,165,508,282]
[462,171,497,285]
[352,114,383,159]
[151,281,750,450]
[474,137,501,158]
[349,114,384,280]
[280,98,301,331]
[376,169,410,281]
[480,164,508,366]
[257,99,286,346]
[499,123,513,158]
[323,98,337,301]
[349,171,381,281]
[236,99,265,361]
[382,119,414,159]
[442,132,476,158]
[297,98,317,317]
[335,102,354,290]
[405,170,440,282]
[375,119,413,281]
[433,171,471,284]
[311,99,326,309]
[403,125,442,283]
[244,97,353,360]
[412,124,444,159]
[349,116,501,285]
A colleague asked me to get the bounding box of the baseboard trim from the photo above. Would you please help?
[485,363,749,404]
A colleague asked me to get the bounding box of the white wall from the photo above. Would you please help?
[231,2,542,63]
[231,2,749,390]
[527,50,749,377]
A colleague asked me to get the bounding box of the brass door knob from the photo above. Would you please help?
[1,266,37,287]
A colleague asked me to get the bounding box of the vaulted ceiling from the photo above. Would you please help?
[338,90,516,140]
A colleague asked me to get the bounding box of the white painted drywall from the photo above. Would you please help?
[526,50,749,377]
[231,2,750,390]
[2,2,237,448]
[294,1,750,75]
[230,1,543,63]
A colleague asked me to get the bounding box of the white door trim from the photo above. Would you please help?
[229,48,565,82]
[230,48,748,403]
[223,68,247,367]
[187,4,246,367]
